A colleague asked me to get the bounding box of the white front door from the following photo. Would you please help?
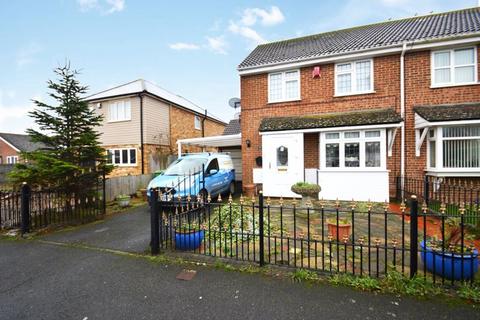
[262,133,304,198]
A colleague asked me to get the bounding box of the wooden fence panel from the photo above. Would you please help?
[105,174,154,202]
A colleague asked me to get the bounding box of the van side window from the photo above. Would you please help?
[206,159,219,173]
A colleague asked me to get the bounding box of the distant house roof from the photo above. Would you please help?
[414,103,480,122]
[84,79,225,124]
[223,119,241,135]
[239,7,480,70]
[259,109,402,132]
[0,133,45,152]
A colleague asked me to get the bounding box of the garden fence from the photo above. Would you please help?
[0,183,105,232]
[149,170,480,286]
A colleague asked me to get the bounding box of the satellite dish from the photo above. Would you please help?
[228,97,241,109]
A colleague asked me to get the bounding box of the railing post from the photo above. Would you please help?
[258,191,265,266]
[409,195,418,278]
[21,182,30,235]
[202,163,206,203]
[150,188,160,255]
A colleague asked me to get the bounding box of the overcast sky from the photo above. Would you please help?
[0,0,477,133]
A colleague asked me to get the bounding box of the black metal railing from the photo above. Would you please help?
[150,190,480,286]
[0,183,105,232]
[399,175,480,225]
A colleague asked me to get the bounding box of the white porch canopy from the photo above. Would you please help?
[176,134,241,156]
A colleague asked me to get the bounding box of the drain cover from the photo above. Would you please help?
[176,269,197,281]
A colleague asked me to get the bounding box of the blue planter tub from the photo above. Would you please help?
[420,241,479,280]
[175,229,205,250]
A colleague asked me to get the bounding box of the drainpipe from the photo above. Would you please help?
[202,109,207,138]
[400,42,409,199]
[139,93,145,174]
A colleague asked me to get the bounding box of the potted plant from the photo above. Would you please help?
[421,218,479,280]
[291,182,321,205]
[175,222,205,251]
[116,194,131,207]
[327,217,352,241]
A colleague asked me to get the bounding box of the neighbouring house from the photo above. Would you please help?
[176,112,242,184]
[238,7,480,201]
[85,79,226,177]
[0,133,45,183]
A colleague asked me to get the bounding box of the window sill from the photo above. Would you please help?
[111,164,138,167]
[430,82,480,89]
[267,98,301,105]
[333,90,376,98]
[318,168,388,173]
[107,119,132,124]
[426,169,480,177]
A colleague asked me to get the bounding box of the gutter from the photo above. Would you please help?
[139,92,145,174]
[400,42,410,199]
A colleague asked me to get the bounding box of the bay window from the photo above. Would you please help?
[106,148,137,166]
[321,129,386,170]
[428,125,480,172]
[431,47,477,87]
[335,59,373,96]
[268,70,300,103]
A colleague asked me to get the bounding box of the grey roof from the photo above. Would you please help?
[239,7,480,70]
[259,108,402,132]
[414,103,480,122]
[222,119,241,135]
[0,133,45,152]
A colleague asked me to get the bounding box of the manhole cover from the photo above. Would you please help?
[176,269,197,281]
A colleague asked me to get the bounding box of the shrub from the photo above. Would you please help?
[291,182,321,197]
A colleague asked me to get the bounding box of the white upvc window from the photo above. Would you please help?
[268,69,300,103]
[431,47,477,87]
[320,129,386,171]
[106,148,137,166]
[335,59,373,96]
[6,156,18,164]
[427,125,480,172]
[108,100,131,122]
[194,115,201,130]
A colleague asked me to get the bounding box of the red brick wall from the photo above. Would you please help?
[240,47,480,188]
[0,140,19,164]
[241,54,401,186]
[304,133,319,168]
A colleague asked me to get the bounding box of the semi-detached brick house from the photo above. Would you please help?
[0,133,44,165]
[239,7,480,201]
[85,79,226,177]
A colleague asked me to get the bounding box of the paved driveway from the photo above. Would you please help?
[41,205,151,253]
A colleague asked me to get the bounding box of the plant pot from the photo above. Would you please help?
[175,229,205,250]
[117,197,130,207]
[244,184,255,198]
[327,222,351,241]
[420,241,479,280]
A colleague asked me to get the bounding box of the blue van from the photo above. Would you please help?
[147,153,235,200]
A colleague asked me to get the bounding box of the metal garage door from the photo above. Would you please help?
[222,148,242,181]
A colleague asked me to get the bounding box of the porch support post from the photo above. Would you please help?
[415,128,428,157]
[177,141,182,157]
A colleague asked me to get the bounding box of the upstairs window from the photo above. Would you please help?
[335,59,373,96]
[108,100,131,122]
[432,47,477,87]
[194,115,201,130]
[268,70,300,103]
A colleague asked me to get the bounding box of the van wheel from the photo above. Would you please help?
[229,182,236,196]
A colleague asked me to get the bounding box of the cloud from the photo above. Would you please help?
[169,42,200,50]
[106,0,125,14]
[16,42,42,68]
[241,6,285,27]
[228,21,266,45]
[206,36,227,55]
[77,0,125,14]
